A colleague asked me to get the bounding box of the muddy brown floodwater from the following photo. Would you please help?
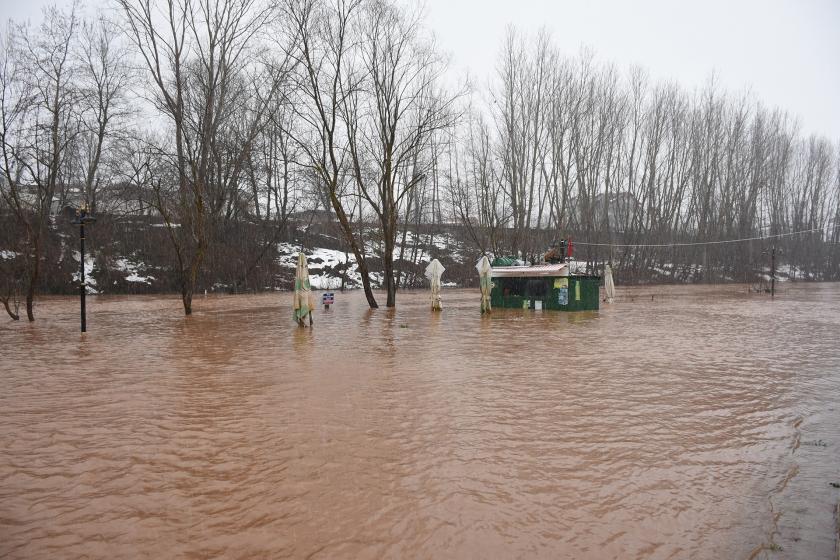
[2,284,840,559]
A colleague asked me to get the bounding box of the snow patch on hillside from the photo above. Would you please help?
[114,258,155,284]
[72,251,99,294]
[278,243,371,289]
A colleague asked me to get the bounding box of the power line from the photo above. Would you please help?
[572,225,839,249]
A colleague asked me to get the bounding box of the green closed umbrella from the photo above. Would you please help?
[293,252,314,326]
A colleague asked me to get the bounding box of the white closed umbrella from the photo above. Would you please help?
[476,256,493,313]
[293,252,315,326]
[604,264,615,304]
[425,259,445,311]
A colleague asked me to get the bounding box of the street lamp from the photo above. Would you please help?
[762,245,781,297]
[72,204,97,332]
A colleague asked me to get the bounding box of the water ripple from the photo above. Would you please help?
[1,284,839,558]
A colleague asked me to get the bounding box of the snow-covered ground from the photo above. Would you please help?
[276,242,305,268]
[391,245,432,264]
[277,237,459,289]
[309,248,358,289]
[310,247,351,268]
[113,257,155,285]
[71,251,99,294]
[401,231,466,263]
[359,230,464,264]
[278,244,365,289]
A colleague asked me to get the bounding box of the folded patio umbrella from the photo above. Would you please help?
[425,259,445,311]
[476,256,493,314]
[604,264,615,304]
[293,252,315,326]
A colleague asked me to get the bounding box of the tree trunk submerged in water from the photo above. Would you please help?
[25,237,40,322]
[181,286,193,315]
[180,242,205,316]
[329,191,378,309]
[358,259,379,309]
[25,280,36,322]
[1,294,21,321]
[383,226,396,308]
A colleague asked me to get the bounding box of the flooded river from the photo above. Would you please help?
[2,284,839,559]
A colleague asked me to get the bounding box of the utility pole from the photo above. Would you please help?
[72,205,97,332]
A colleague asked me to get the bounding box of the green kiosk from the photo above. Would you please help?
[489,261,601,311]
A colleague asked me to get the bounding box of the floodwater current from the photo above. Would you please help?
[1,284,839,559]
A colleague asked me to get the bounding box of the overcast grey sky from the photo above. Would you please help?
[423,0,840,139]
[3,0,838,138]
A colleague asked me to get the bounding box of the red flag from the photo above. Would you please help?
[567,238,573,258]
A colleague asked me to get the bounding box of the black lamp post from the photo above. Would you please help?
[762,244,780,297]
[72,204,96,332]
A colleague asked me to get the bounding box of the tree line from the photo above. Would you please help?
[2,1,838,320]
[451,29,839,285]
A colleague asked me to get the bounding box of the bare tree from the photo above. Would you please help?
[74,16,132,215]
[345,0,457,306]
[281,0,380,307]
[449,31,839,284]
[117,0,275,314]
[0,3,80,321]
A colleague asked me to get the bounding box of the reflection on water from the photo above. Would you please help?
[1,284,839,559]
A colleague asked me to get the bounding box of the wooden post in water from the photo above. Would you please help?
[770,245,776,297]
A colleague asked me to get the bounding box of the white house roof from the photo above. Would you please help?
[490,263,569,278]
